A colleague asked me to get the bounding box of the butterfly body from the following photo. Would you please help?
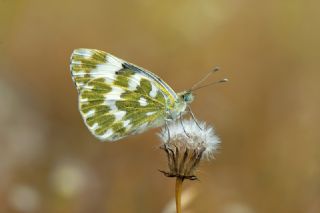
[70,49,193,141]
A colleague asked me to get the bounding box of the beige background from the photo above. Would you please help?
[1,0,319,212]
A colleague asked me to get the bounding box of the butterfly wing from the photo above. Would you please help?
[70,48,178,141]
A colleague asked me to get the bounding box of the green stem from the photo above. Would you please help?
[175,177,184,213]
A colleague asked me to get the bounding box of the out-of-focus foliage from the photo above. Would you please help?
[0,0,319,212]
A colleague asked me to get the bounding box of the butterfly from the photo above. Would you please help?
[70,48,225,142]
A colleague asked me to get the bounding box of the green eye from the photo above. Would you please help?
[182,93,194,103]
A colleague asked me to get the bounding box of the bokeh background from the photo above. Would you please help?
[1,0,319,212]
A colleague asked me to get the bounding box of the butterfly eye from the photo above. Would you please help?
[182,94,187,101]
[183,93,194,103]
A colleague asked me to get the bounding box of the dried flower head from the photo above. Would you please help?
[159,119,220,180]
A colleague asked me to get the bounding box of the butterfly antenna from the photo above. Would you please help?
[191,78,228,91]
[190,66,220,90]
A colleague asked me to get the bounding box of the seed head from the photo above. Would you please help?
[158,119,220,180]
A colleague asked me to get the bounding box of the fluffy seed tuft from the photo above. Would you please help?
[158,119,220,180]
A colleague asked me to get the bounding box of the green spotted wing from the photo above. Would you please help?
[70,48,179,141]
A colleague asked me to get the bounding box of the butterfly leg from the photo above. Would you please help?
[187,106,203,131]
[179,113,191,138]
[165,120,171,142]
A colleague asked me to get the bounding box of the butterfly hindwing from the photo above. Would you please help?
[70,48,176,141]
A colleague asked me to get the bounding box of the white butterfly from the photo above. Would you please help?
[70,48,226,141]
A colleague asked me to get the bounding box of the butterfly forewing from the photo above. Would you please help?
[70,48,178,141]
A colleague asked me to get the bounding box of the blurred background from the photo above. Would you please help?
[1,0,319,212]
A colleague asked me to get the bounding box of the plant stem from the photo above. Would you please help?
[175,177,184,213]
